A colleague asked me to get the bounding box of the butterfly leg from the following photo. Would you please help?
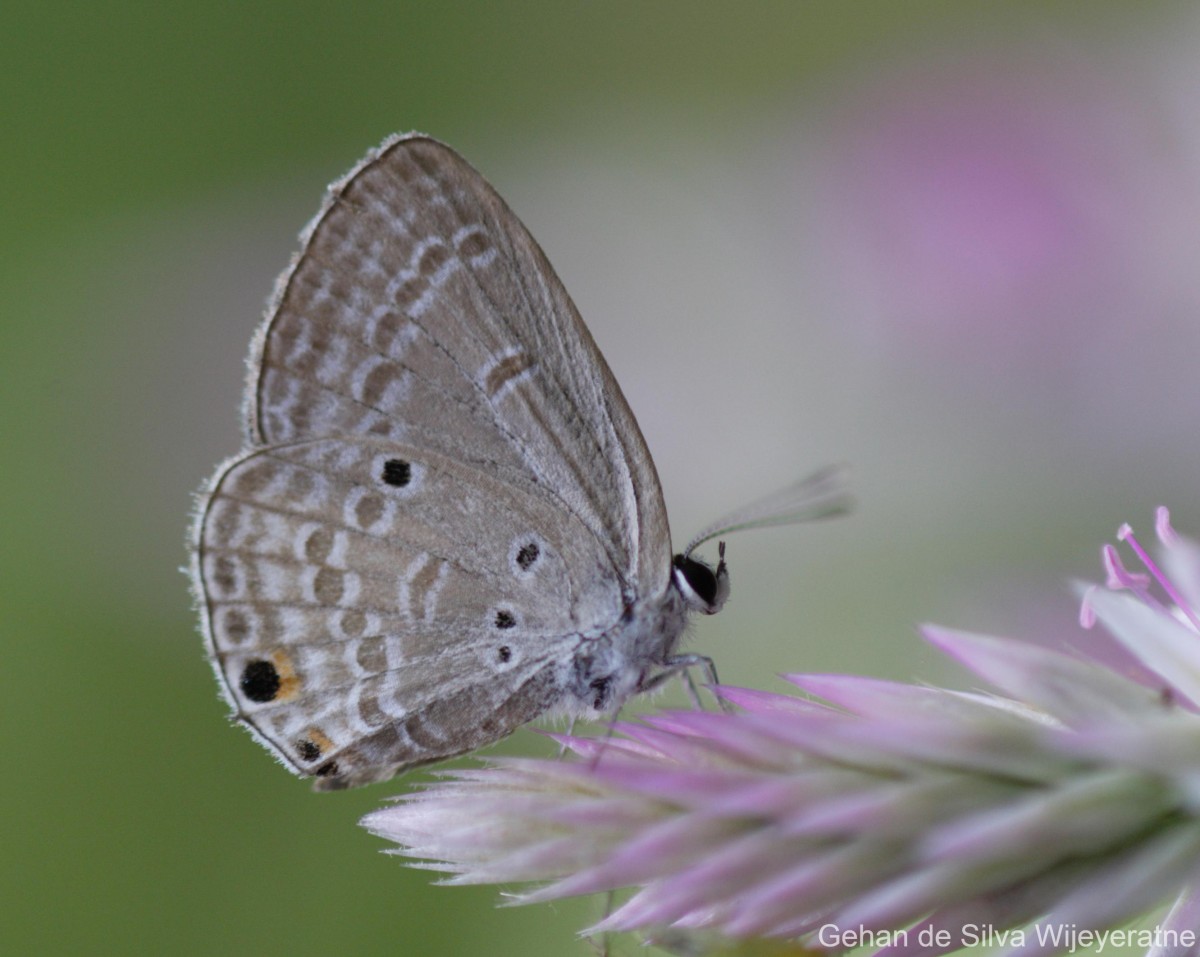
[559,716,622,770]
[641,653,733,713]
[584,715,625,772]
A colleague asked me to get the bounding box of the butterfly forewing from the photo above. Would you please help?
[250,135,671,590]
[195,134,677,787]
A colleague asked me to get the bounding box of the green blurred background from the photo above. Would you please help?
[6,2,1199,954]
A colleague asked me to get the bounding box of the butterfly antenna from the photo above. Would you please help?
[683,464,853,558]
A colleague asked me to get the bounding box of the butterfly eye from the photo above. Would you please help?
[672,552,730,615]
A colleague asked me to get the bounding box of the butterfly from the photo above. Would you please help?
[190,134,847,790]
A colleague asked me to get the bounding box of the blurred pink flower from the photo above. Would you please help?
[365,510,1200,955]
[813,55,1196,389]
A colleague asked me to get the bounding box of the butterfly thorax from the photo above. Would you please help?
[564,584,690,715]
[563,548,729,716]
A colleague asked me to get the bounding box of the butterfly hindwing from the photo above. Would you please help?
[197,435,614,785]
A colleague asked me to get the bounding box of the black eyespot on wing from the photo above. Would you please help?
[381,458,412,487]
[297,738,322,761]
[314,761,340,778]
[240,659,281,703]
[494,610,516,630]
[498,645,512,662]
[516,542,540,570]
[674,555,717,606]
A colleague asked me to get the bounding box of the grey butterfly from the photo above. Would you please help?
[191,133,847,790]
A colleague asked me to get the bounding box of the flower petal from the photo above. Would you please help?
[922,626,1163,722]
[1081,587,1200,706]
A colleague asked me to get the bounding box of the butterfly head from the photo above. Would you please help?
[672,541,730,615]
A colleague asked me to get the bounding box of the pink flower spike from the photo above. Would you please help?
[783,673,936,717]
[361,506,1200,957]
[714,684,834,716]
[538,731,605,760]
[923,624,1165,723]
